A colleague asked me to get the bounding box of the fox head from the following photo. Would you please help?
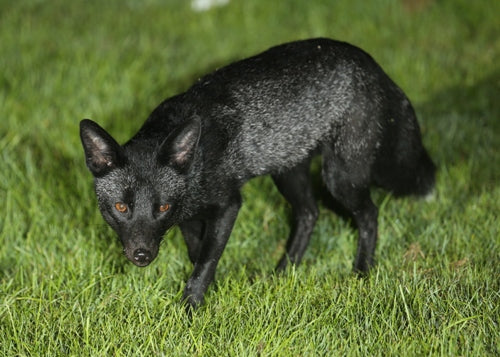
[79,118,201,267]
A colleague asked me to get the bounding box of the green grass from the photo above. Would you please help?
[1,0,499,355]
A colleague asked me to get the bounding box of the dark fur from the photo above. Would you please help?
[80,38,435,309]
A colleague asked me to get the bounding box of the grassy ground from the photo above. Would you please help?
[0,0,498,355]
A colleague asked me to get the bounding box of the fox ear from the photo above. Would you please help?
[159,118,201,171]
[80,119,126,176]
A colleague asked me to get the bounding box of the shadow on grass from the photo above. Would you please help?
[417,69,499,194]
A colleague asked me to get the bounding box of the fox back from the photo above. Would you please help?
[80,38,435,309]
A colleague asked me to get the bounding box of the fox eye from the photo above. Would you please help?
[159,203,170,212]
[115,202,128,213]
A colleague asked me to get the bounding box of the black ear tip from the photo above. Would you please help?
[80,119,97,131]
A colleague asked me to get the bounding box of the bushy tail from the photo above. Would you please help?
[374,148,436,197]
[410,148,436,197]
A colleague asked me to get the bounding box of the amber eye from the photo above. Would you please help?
[115,202,128,213]
[159,203,170,212]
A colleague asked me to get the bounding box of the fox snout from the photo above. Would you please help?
[122,243,160,267]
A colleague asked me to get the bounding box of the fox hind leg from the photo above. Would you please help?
[272,159,319,271]
[321,145,378,274]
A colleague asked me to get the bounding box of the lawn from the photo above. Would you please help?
[0,0,498,355]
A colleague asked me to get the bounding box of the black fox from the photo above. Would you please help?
[80,38,435,309]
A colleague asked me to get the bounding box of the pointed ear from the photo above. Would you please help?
[158,118,201,171]
[79,119,126,176]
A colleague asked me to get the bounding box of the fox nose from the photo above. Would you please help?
[133,248,152,266]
